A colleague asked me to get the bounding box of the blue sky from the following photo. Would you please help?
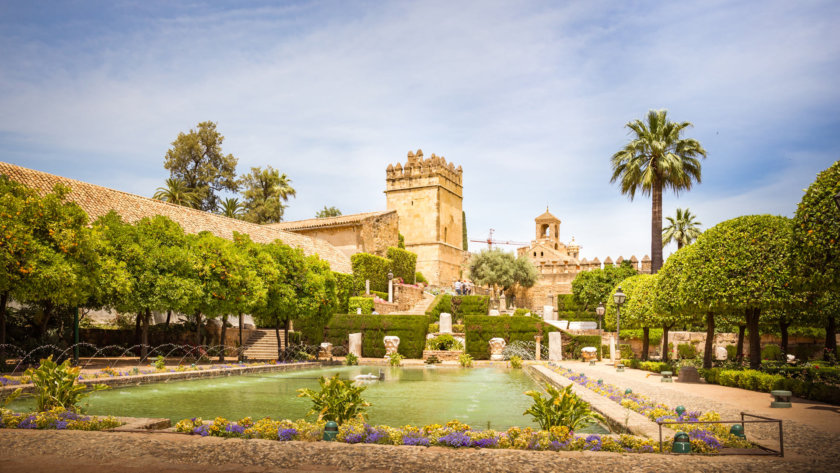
[1,0,838,261]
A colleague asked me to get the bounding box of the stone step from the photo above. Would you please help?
[243,329,291,360]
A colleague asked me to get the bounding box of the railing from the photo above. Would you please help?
[657,412,783,456]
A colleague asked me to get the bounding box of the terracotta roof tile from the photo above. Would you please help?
[267,210,396,231]
[0,161,352,273]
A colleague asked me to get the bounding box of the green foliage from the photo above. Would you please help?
[315,206,342,218]
[571,262,638,311]
[458,353,474,367]
[386,247,417,284]
[620,328,663,346]
[425,354,441,364]
[415,272,427,285]
[701,368,840,404]
[523,384,605,431]
[662,207,702,249]
[426,295,490,319]
[154,356,165,370]
[426,334,464,351]
[462,211,468,250]
[398,233,405,249]
[25,356,108,412]
[240,165,296,224]
[372,290,388,300]
[604,274,652,331]
[153,178,201,208]
[677,343,698,359]
[386,352,403,366]
[761,344,784,361]
[619,344,635,359]
[163,121,239,211]
[725,344,738,361]
[509,355,523,369]
[302,314,429,358]
[350,253,390,293]
[464,315,561,359]
[217,197,244,218]
[333,272,356,314]
[556,294,579,311]
[622,359,676,374]
[564,334,603,360]
[469,249,538,290]
[344,353,358,366]
[513,308,532,317]
[296,373,370,424]
[427,323,464,333]
[348,297,374,315]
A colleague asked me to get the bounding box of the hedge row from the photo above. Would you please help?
[621,359,678,374]
[334,272,356,314]
[296,314,430,359]
[350,253,390,293]
[426,295,489,320]
[348,297,374,315]
[556,310,596,322]
[557,294,580,311]
[701,368,840,405]
[564,334,603,360]
[464,315,560,360]
[387,247,417,284]
[760,365,840,384]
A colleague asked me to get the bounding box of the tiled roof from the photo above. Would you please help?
[266,210,396,231]
[535,209,560,222]
[0,161,352,273]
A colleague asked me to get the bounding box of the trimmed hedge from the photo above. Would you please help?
[387,247,417,284]
[564,334,603,360]
[428,323,465,333]
[701,368,840,405]
[426,295,489,320]
[348,297,374,315]
[464,315,559,360]
[372,290,388,300]
[557,310,596,322]
[334,272,356,314]
[323,314,430,358]
[351,253,390,292]
[557,294,579,311]
[621,359,678,374]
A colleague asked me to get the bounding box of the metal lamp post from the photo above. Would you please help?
[596,302,605,361]
[613,287,626,367]
[387,270,394,303]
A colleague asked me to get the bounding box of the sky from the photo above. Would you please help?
[1,0,838,262]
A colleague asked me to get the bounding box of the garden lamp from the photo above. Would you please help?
[613,287,625,368]
[388,270,394,281]
[596,302,606,361]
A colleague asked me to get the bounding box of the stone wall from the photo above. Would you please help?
[360,211,400,257]
[283,211,399,259]
[81,326,259,349]
[613,331,837,360]
[394,283,424,311]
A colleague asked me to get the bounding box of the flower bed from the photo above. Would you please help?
[548,364,752,453]
[175,417,660,453]
[1,407,122,431]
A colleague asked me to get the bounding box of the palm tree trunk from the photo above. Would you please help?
[651,184,663,273]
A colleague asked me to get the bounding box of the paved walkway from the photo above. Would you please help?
[550,360,840,463]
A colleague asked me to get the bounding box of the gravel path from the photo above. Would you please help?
[551,361,840,464]
[0,429,828,473]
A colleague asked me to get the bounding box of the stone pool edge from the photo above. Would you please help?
[526,364,673,441]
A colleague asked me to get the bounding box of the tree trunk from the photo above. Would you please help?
[736,325,746,363]
[219,314,228,362]
[662,324,670,362]
[0,292,8,366]
[779,319,790,354]
[651,183,663,273]
[40,301,55,336]
[826,315,837,354]
[194,312,202,347]
[284,318,290,348]
[746,308,762,370]
[140,308,150,361]
[238,312,243,361]
[641,327,650,361]
[677,240,683,250]
[134,311,142,346]
[275,322,283,359]
[165,310,172,329]
[703,311,715,369]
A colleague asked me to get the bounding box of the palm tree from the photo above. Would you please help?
[153,178,200,208]
[218,197,243,219]
[610,110,707,273]
[662,208,702,249]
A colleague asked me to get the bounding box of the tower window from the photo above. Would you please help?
[540,251,543,257]
[533,252,536,257]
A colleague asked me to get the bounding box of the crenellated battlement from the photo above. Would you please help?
[386,149,463,196]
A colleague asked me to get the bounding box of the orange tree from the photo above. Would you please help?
[654,245,701,363]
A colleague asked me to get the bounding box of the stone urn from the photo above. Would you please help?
[489,337,507,361]
[581,347,597,361]
[384,336,401,356]
[319,342,333,359]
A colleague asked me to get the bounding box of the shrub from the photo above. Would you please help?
[351,253,391,292]
[524,384,605,430]
[348,297,374,315]
[701,368,840,404]
[311,314,429,359]
[415,272,428,284]
[556,294,579,311]
[509,355,523,369]
[344,353,358,366]
[25,356,108,412]
[427,295,490,320]
[458,353,474,367]
[513,308,532,317]
[619,344,635,360]
[297,374,370,425]
[725,344,738,361]
[387,353,403,367]
[372,290,388,300]
[333,272,357,314]
[565,334,603,360]
[677,343,698,360]
[387,247,418,284]
[426,334,464,351]
[465,315,559,359]
[761,344,784,361]
[153,355,166,370]
[619,329,663,347]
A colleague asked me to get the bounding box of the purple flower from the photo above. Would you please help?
[364,428,388,444]
[402,435,430,446]
[438,431,472,448]
[18,415,37,429]
[472,437,498,448]
[688,430,722,451]
[584,434,602,451]
[192,424,210,436]
[344,432,364,444]
[278,428,298,441]
[225,424,245,435]
[55,420,69,430]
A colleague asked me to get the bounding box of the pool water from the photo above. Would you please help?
[9,365,607,432]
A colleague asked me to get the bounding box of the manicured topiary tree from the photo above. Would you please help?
[604,274,655,359]
[571,261,638,311]
[654,246,701,362]
[682,215,794,369]
[791,159,840,353]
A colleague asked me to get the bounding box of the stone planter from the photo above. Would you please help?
[422,350,463,362]
[384,336,400,355]
[489,337,506,361]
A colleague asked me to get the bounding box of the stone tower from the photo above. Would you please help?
[385,149,464,286]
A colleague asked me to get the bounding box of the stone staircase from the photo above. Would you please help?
[392,291,436,315]
[242,329,287,360]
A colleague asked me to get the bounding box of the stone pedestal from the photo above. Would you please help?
[349,333,362,357]
[581,347,597,361]
[365,279,370,295]
[535,335,542,361]
[677,366,701,383]
[319,342,333,359]
[356,307,362,315]
[489,338,506,361]
[488,309,500,316]
[609,334,616,363]
[388,280,393,303]
[543,305,555,321]
[439,313,453,333]
[548,332,563,361]
[715,346,727,360]
[384,336,400,355]
[499,294,506,311]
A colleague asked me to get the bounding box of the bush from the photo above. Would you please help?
[509,355,523,369]
[387,352,403,367]
[619,344,635,360]
[619,329,663,347]
[701,368,840,405]
[333,272,357,314]
[351,253,391,292]
[427,295,490,320]
[513,308,536,317]
[556,294,579,312]
[348,297,374,315]
[524,384,605,431]
[565,335,603,360]
[725,344,738,361]
[426,334,464,351]
[677,343,698,360]
[387,247,417,284]
[427,323,464,333]
[415,272,428,284]
[458,353,474,367]
[372,291,388,300]
[344,353,358,366]
[761,344,784,361]
[25,356,108,412]
[464,315,559,360]
[296,374,370,424]
[322,314,429,359]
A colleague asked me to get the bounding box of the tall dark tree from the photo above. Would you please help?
[241,166,296,224]
[163,121,239,211]
[610,110,707,273]
[315,206,341,218]
[152,178,201,208]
